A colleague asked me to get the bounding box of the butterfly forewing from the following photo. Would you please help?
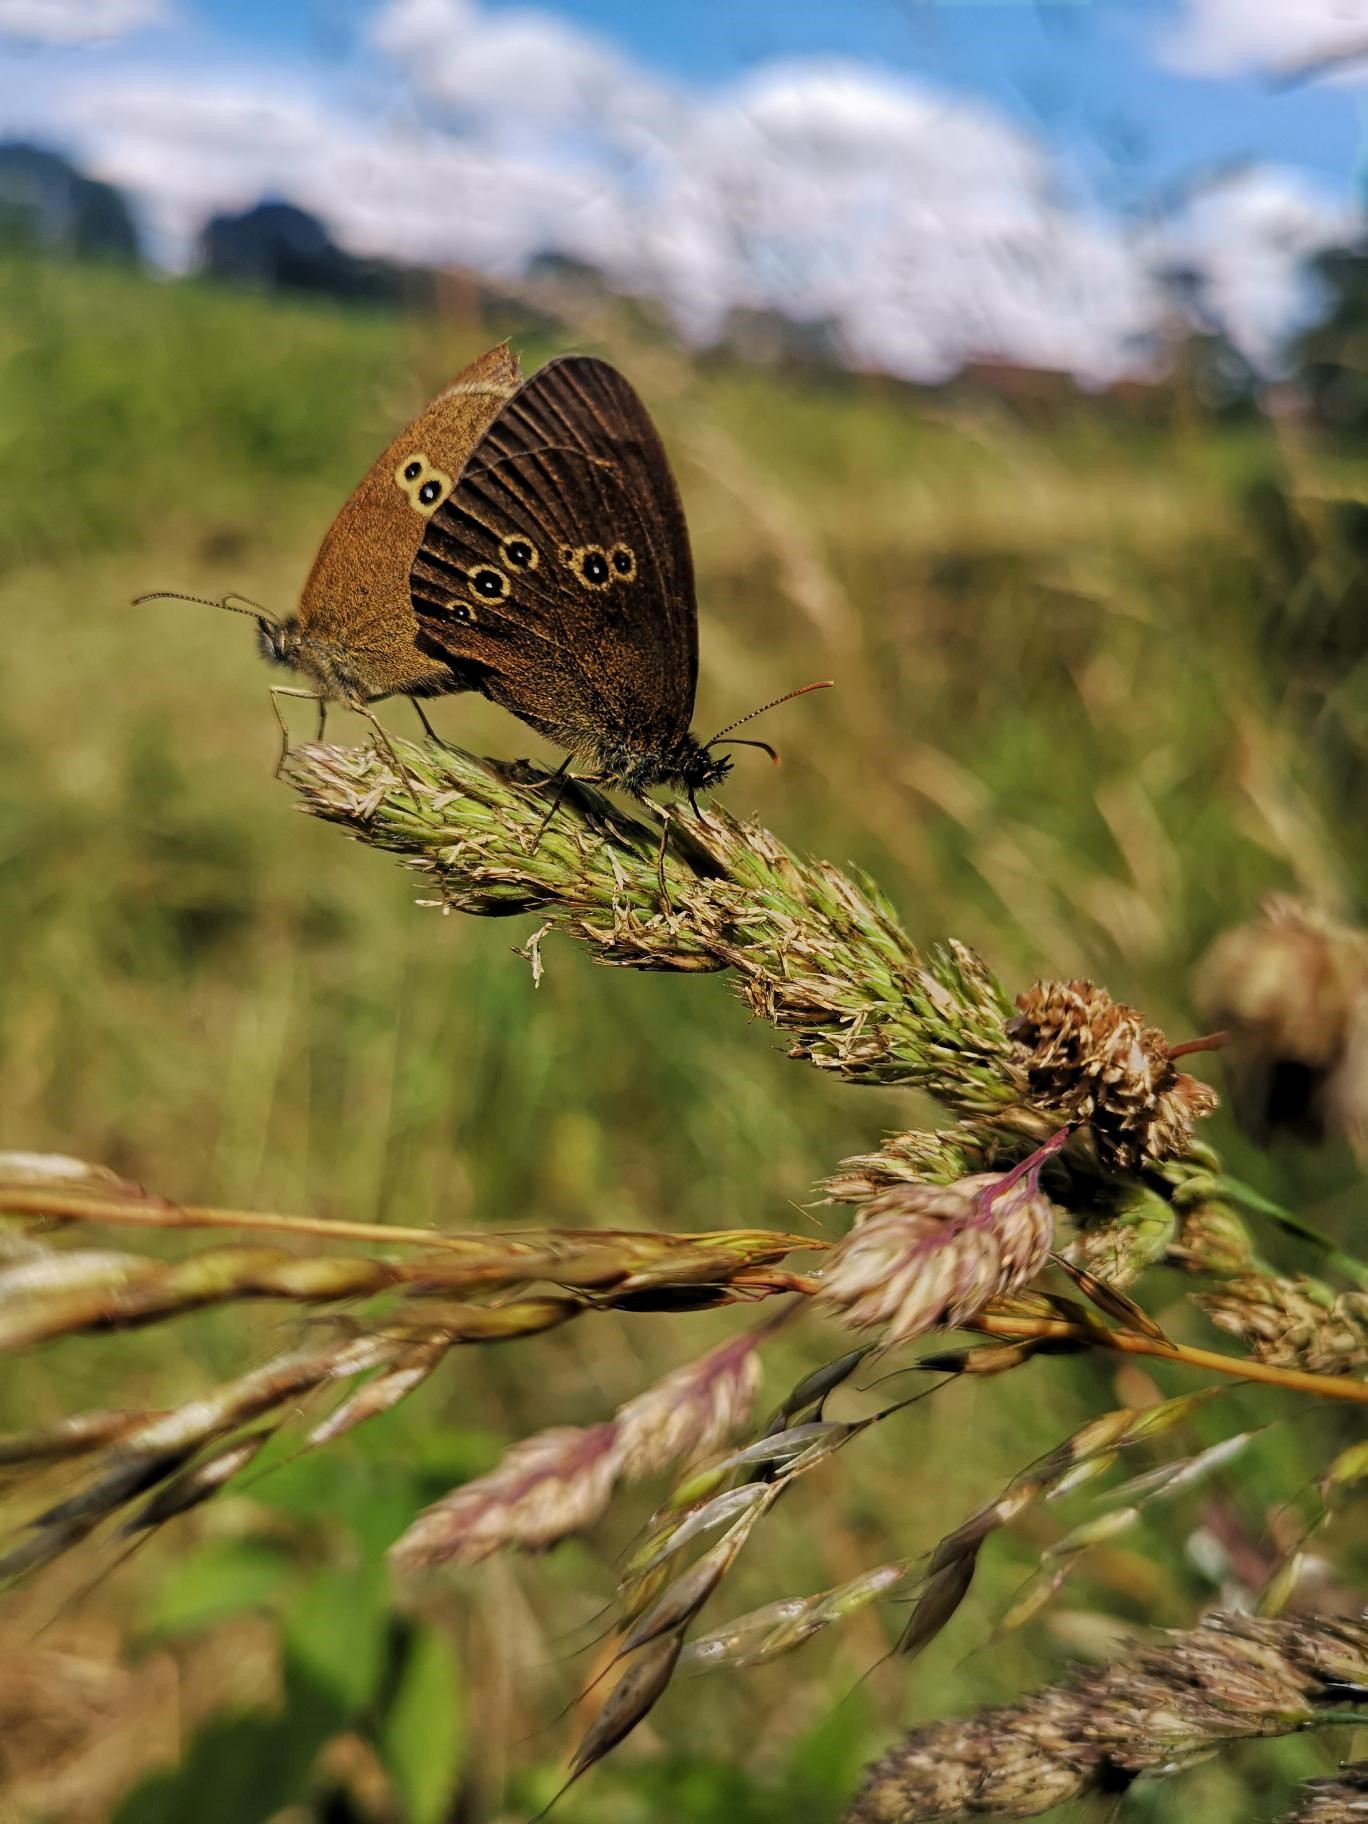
[294,341,521,702]
[408,357,699,761]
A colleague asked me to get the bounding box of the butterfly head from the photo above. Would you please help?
[256,613,303,670]
[613,682,833,801]
[256,613,371,706]
[686,741,735,794]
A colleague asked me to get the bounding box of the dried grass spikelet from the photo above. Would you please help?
[1198,1273,1368,1376]
[1288,1764,1368,1823]
[613,1323,767,1480]
[1007,979,1216,1171]
[843,1611,1368,1822]
[818,1131,1065,1350]
[391,1320,774,1571]
[392,1423,621,1571]
[1194,895,1368,1155]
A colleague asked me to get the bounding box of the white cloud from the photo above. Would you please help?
[7,0,1354,383]
[619,60,1158,381]
[1143,167,1354,367]
[63,75,640,275]
[371,0,678,148]
[0,0,165,46]
[1159,0,1368,80]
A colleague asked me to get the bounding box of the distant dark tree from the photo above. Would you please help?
[1292,240,1368,433]
[0,141,140,262]
[1242,233,1368,803]
[1154,259,1262,420]
[519,247,624,333]
[523,249,605,290]
[716,305,843,373]
[198,200,419,307]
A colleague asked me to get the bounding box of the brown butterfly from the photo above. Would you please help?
[140,342,826,821]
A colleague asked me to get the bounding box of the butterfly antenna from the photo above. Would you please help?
[706,679,834,756]
[715,735,780,764]
[132,589,278,623]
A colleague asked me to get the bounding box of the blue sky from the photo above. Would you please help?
[181,0,1364,194]
[1,0,1363,380]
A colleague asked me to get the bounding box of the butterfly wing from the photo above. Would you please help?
[296,342,522,701]
[408,357,698,759]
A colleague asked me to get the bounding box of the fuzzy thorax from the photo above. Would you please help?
[594,733,733,799]
[257,615,368,708]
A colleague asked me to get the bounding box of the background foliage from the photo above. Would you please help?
[2,249,1366,1821]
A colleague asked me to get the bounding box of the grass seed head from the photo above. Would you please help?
[819,1137,1061,1349]
[1286,1765,1368,1823]
[1198,1274,1368,1376]
[845,1612,1368,1822]
[391,1422,622,1571]
[1195,895,1368,1155]
[1008,979,1216,1170]
[613,1325,767,1480]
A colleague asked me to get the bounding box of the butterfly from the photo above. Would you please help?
[140,343,826,824]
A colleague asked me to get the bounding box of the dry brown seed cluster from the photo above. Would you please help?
[1198,1273,1368,1376]
[1195,895,1368,1155]
[1007,979,1216,1170]
[844,1611,1368,1822]
[1287,1764,1368,1823]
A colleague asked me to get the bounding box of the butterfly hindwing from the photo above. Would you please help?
[408,357,699,759]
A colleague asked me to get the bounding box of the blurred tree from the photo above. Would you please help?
[1294,240,1368,434]
[199,199,419,308]
[0,141,140,262]
[1155,258,1263,421]
[716,305,842,373]
[1244,477,1368,811]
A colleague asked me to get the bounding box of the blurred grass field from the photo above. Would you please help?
[2,251,1366,1823]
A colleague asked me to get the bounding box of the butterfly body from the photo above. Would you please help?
[255,614,470,708]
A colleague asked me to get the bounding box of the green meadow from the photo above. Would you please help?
[1,252,1364,1821]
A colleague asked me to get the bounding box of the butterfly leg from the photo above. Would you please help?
[689,785,729,834]
[655,814,672,911]
[360,708,425,812]
[269,686,326,778]
[528,755,576,854]
[411,699,458,754]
